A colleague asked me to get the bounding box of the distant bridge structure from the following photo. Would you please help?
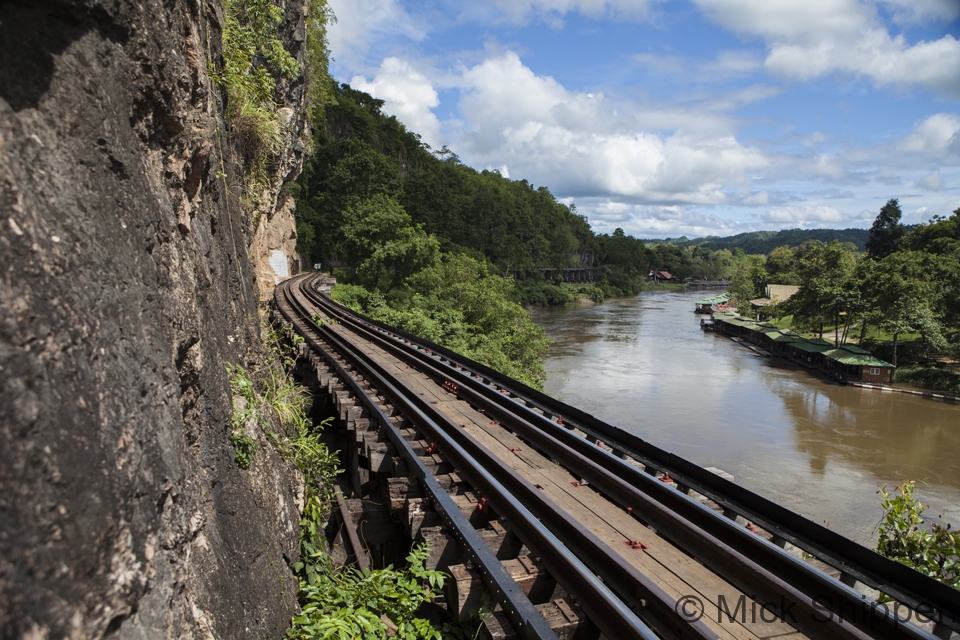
[513,267,605,283]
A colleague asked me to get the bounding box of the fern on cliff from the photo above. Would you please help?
[219,0,300,188]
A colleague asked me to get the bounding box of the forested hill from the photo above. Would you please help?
[294,84,633,275]
[645,228,873,254]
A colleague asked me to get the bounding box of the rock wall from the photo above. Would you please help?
[0,1,309,637]
[251,191,300,301]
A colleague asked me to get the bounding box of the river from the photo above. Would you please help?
[528,288,960,546]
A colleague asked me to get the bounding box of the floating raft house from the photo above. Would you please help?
[711,312,895,383]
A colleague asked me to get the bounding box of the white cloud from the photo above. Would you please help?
[350,58,445,148]
[694,0,872,42]
[899,113,960,156]
[742,191,770,205]
[578,200,757,238]
[761,205,847,226]
[877,0,960,26]
[764,31,960,94]
[692,0,960,95]
[481,0,652,25]
[455,51,767,205]
[915,169,945,191]
[327,0,425,68]
[802,132,829,148]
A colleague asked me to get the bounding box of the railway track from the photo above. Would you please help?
[275,273,956,640]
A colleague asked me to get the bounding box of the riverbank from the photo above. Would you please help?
[848,381,960,402]
[639,282,686,292]
[516,277,717,306]
[698,296,959,399]
[896,364,960,395]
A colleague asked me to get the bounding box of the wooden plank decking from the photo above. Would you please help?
[323,314,809,640]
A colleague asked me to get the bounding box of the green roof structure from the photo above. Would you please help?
[696,293,732,306]
[837,344,872,355]
[791,341,834,354]
[823,349,894,368]
[764,331,804,343]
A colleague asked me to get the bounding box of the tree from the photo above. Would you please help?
[866,199,905,259]
[730,263,756,316]
[341,195,440,291]
[764,245,800,284]
[788,241,857,343]
[868,251,945,373]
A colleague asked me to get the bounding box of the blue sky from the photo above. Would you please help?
[326,0,960,239]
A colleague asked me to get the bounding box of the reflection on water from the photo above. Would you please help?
[530,290,960,545]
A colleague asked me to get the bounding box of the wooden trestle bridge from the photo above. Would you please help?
[274,273,959,640]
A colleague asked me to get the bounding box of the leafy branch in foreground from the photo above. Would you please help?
[289,543,448,640]
[876,481,959,589]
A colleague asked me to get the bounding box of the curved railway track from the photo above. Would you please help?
[275,273,955,640]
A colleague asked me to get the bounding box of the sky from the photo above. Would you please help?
[325,0,960,239]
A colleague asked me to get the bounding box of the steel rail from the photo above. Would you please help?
[278,282,668,640]
[300,282,878,640]
[302,275,947,640]
[305,273,960,635]
[280,277,671,640]
[275,279,559,640]
[292,278,720,640]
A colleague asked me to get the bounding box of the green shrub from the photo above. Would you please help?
[231,432,257,469]
[876,482,959,589]
[226,362,259,468]
[332,254,551,390]
[895,365,960,395]
[219,0,301,186]
[304,0,335,123]
[289,543,447,640]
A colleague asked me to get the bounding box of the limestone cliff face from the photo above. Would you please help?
[251,191,301,301]
[0,1,309,637]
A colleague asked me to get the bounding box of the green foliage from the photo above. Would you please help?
[295,84,602,276]
[646,242,745,282]
[227,362,259,468]
[876,482,960,589]
[786,241,859,344]
[304,0,335,123]
[867,250,946,368]
[218,0,303,187]
[225,318,340,496]
[764,245,801,285]
[342,195,440,291]
[332,253,552,390]
[646,228,872,254]
[866,199,906,259]
[289,543,447,640]
[231,432,257,469]
[896,366,960,395]
[259,319,341,504]
[770,206,958,374]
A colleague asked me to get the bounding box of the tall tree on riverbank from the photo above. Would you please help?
[788,241,858,342]
[869,251,948,373]
[866,199,905,259]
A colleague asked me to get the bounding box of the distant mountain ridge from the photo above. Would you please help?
[643,228,873,253]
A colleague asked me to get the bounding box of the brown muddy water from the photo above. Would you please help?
[528,288,960,546]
